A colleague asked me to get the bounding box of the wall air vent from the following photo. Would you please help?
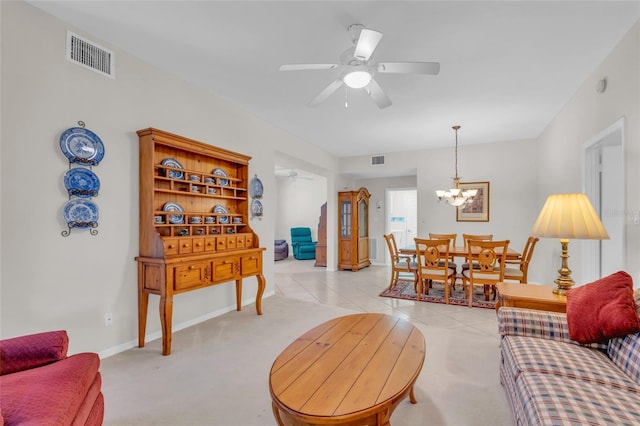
[66,31,114,78]
[371,155,385,166]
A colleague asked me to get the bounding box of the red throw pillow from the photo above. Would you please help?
[566,271,640,344]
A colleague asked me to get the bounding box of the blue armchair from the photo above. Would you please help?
[290,227,317,260]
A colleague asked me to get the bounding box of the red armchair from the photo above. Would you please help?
[0,330,104,425]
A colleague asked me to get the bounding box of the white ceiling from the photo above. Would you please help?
[29,1,640,157]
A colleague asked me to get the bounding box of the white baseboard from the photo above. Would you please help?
[98,289,276,359]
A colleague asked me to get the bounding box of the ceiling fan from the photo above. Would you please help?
[279,23,440,109]
[286,169,313,181]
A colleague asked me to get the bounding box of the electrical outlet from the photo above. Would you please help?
[104,313,113,327]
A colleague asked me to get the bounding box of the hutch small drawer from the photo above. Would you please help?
[192,237,205,253]
[164,238,179,256]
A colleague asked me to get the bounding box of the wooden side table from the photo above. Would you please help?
[495,283,567,314]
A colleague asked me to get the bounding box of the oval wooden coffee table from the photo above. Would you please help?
[269,313,426,426]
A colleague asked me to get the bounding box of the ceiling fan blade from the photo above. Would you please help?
[354,29,383,61]
[309,79,344,107]
[279,64,338,71]
[377,61,440,75]
[366,79,392,109]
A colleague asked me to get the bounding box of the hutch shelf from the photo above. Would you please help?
[135,128,265,355]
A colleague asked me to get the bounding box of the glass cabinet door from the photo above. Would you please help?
[358,199,368,238]
[341,201,351,238]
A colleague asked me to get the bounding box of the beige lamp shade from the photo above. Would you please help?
[530,193,609,240]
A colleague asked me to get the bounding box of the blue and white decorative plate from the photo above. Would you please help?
[250,175,263,198]
[63,199,99,228]
[64,167,100,198]
[162,201,185,224]
[213,205,228,214]
[212,168,229,186]
[59,127,105,166]
[251,199,263,216]
[213,205,229,223]
[160,158,184,179]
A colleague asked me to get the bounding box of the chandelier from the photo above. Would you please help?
[435,125,478,207]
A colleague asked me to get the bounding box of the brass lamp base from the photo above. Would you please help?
[553,239,574,295]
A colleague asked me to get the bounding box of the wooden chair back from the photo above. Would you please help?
[464,239,509,307]
[383,234,418,290]
[504,237,539,283]
[384,233,401,262]
[466,240,510,285]
[462,233,493,249]
[414,238,456,303]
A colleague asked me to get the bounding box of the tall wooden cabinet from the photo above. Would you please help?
[315,202,327,267]
[338,188,371,271]
[135,128,265,355]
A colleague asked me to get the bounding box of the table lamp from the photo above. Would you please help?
[530,193,609,295]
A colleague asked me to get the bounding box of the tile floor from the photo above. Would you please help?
[100,258,513,425]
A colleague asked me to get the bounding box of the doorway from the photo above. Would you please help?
[582,118,625,282]
[385,188,417,261]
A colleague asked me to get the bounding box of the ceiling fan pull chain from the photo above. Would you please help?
[344,86,349,108]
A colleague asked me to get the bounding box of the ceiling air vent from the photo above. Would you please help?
[66,31,114,78]
[371,155,385,166]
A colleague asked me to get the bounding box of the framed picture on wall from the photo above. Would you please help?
[456,181,490,222]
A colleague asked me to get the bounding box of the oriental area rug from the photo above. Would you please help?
[379,280,497,309]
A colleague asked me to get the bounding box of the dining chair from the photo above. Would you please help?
[414,238,457,303]
[459,234,494,289]
[383,233,418,290]
[503,237,539,283]
[429,233,458,287]
[462,239,509,307]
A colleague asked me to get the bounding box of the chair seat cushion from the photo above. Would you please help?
[502,335,639,393]
[394,260,418,270]
[515,371,640,425]
[0,353,101,425]
[503,267,523,278]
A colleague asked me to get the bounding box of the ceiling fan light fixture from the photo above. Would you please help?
[343,70,372,89]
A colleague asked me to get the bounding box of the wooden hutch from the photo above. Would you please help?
[135,128,265,355]
[338,187,371,271]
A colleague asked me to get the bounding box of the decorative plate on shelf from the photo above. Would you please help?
[63,199,99,228]
[64,167,100,198]
[250,175,263,198]
[162,201,185,224]
[212,168,229,186]
[251,199,263,217]
[213,205,229,214]
[160,158,184,179]
[59,127,105,166]
[213,204,229,224]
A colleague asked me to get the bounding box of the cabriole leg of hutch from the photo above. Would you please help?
[255,274,265,315]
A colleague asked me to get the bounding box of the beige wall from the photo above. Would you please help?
[0,1,339,355]
[535,21,639,285]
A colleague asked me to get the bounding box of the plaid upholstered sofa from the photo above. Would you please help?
[498,297,640,425]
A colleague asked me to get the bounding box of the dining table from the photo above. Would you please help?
[399,245,521,260]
